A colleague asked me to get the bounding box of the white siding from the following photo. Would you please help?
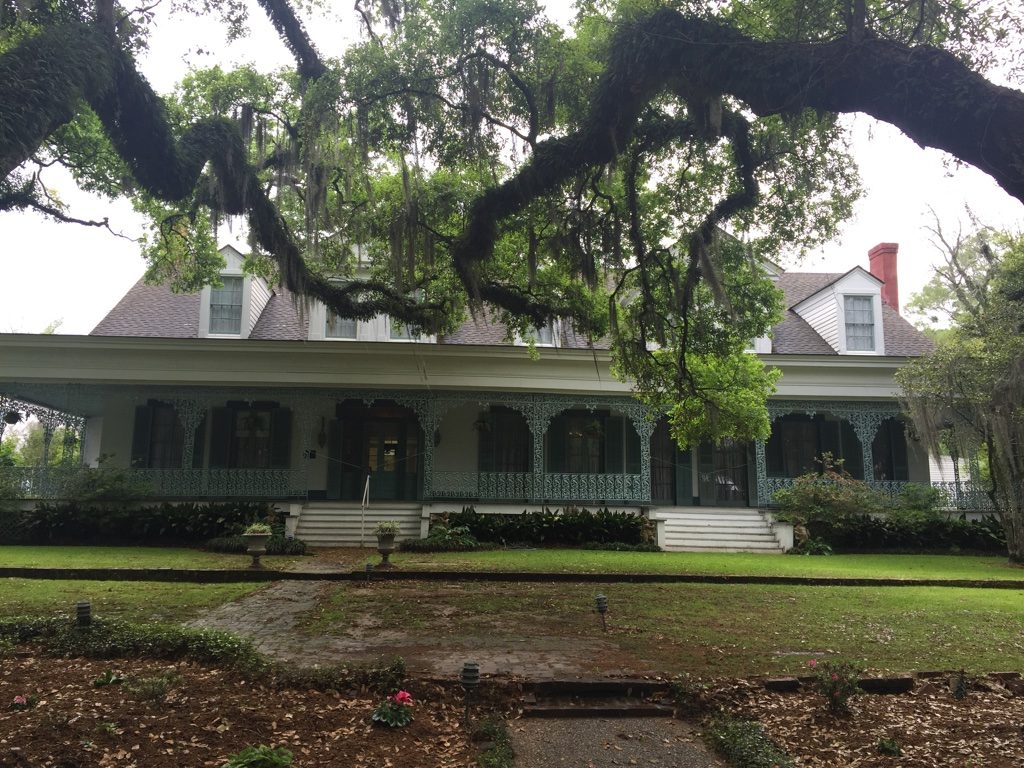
[249,278,272,333]
[797,291,841,351]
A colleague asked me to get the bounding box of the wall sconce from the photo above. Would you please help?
[473,412,491,432]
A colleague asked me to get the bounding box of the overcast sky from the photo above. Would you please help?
[2,1,1022,335]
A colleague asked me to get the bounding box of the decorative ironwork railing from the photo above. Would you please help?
[0,466,308,500]
[761,477,994,511]
[429,471,648,503]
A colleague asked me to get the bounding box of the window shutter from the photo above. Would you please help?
[209,407,231,469]
[130,405,153,468]
[270,408,293,469]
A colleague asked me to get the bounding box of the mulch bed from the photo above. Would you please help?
[0,653,476,767]
[715,676,1024,766]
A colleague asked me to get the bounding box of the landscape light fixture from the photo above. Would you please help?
[365,562,374,584]
[595,593,608,631]
[75,601,92,627]
[460,661,480,726]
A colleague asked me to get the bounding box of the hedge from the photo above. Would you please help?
[438,506,649,546]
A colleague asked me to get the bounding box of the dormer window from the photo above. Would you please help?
[389,319,419,341]
[326,310,357,339]
[844,295,875,351]
[521,321,557,347]
[209,276,243,335]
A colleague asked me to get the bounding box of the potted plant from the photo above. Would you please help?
[242,522,273,569]
[375,521,400,568]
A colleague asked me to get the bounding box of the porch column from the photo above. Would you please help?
[171,398,209,469]
[847,412,888,483]
[624,404,656,503]
[527,398,562,503]
[419,397,440,500]
[754,439,768,506]
[60,416,84,466]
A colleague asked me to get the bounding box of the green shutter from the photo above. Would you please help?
[130,405,153,468]
[209,407,231,469]
[270,408,293,468]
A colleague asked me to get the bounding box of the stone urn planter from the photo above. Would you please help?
[375,521,400,568]
[242,523,273,569]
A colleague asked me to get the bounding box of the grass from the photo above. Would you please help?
[392,550,1024,581]
[0,577,262,623]
[0,545,301,570]
[305,579,1024,677]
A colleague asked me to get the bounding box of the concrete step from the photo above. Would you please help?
[668,523,774,533]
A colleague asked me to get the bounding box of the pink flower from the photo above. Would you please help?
[392,690,413,706]
[13,696,26,706]
[831,673,839,681]
[807,659,817,668]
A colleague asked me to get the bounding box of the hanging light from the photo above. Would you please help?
[3,411,21,425]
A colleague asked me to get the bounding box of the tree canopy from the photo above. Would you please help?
[899,225,1024,561]
[2,0,1024,446]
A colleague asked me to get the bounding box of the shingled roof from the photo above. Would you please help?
[91,270,932,356]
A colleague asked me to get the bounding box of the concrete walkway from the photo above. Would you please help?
[511,718,724,768]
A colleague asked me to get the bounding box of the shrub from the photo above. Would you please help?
[3,500,276,546]
[125,671,180,703]
[807,659,861,714]
[205,534,307,555]
[772,454,886,526]
[668,673,711,717]
[400,523,490,552]
[439,506,646,546]
[222,745,293,768]
[707,716,794,768]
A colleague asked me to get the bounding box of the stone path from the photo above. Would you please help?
[511,718,724,768]
[187,580,635,678]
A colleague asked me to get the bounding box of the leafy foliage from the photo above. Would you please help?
[371,690,414,727]
[439,505,648,546]
[15,0,1024,453]
[707,716,794,768]
[221,745,294,768]
[807,658,862,715]
[900,228,1024,561]
[1,500,274,545]
[400,523,486,552]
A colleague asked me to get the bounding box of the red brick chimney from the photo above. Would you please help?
[868,242,900,313]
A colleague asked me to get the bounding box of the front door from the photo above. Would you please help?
[334,403,421,502]
[699,439,750,507]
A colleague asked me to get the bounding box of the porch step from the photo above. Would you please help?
[653,507,785,553]
[294,505,422,547]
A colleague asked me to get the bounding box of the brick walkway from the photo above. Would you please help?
[188,580,651,678]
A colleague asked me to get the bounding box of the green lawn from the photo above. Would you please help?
[0,578,261,623]
[393,550,1024,580]
[0,546,301,570]
[306,579,1024,676]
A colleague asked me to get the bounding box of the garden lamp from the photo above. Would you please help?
[75,601,92,627]
[595,593,608,631]
[460,661,480,726]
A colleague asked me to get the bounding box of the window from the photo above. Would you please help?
[522,321,556,346]
[390,319,415,340]
[209,403,292,469]
[209,276,243,335]
[325,310,357,339]
[844,295,875,351]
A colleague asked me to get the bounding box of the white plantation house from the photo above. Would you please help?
[0,243,986,551]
